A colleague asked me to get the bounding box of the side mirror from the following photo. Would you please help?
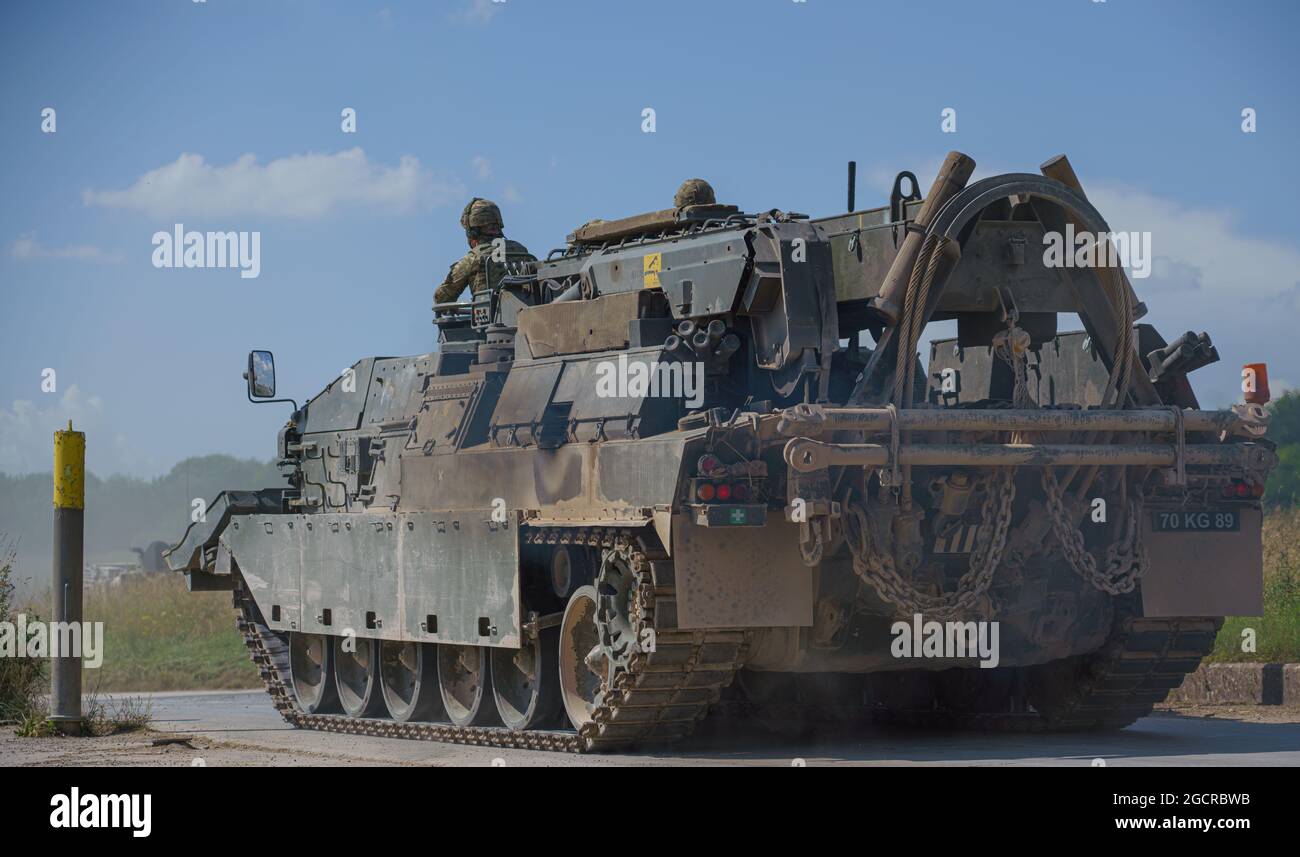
[246,350,276,399]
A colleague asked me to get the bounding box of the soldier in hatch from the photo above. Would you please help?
[674,178,716,209]
[434,197,536,307]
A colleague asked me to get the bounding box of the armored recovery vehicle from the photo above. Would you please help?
[166,152,1276,752]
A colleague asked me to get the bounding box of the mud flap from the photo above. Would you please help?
[671,511,815,629]
[1140,507,1263,617]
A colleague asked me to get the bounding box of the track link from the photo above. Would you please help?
[232,526,749,753]
[874,609,1221,732]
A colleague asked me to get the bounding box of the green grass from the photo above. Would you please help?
[1208,508,1300,663]
[80,575,259,692]
[20,574,260,694]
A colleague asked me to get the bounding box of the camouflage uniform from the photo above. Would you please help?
[434,198,535,306]
[435,238,536,305]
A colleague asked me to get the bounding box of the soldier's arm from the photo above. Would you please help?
[434,252,476,305]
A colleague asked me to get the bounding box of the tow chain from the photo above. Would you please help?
[999,315,1151,596]
[844,468,1015,619]
[1042,469,1149,595]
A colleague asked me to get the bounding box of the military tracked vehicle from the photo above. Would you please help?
[166,152,1276,752]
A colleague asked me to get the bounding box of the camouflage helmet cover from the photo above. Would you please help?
[460,197,504,234]
[674,178,716,208]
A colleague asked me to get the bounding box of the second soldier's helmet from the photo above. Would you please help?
[674,178,716,208]
[460,197,504,238]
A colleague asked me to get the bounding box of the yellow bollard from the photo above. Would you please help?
[49,419,85,733]
[53,420,85,510]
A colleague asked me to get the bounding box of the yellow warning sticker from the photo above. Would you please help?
[642,252,662,289]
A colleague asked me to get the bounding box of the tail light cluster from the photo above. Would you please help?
[692,453,766,504]
[1221,479,1265,499]
[696,481,752,502]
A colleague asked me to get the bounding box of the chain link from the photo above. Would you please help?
[844,468,1015,620]
[1041,468,1149,594]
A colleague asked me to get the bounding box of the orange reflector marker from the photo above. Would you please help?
[1242,363,1270,404]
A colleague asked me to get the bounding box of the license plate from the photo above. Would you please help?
[1151,509,1240,532]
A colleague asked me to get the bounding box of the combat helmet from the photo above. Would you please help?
[674,178,716,208]
[460,197,504,239]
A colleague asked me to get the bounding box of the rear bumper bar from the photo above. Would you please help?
[775,404,1267,436]
[784,438,1273,472]
[774,405,1273,475]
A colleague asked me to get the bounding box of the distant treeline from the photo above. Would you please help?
[0,455,282,587]
[1265,391,1300,507]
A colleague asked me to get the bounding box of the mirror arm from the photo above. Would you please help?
[243,375,298,414]
[246,388,299,414]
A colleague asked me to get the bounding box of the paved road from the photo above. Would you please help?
[119,690,1300,767]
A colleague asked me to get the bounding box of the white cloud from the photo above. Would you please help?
[1093,183,1300,406]
[471,155,493,180]
[0,386,160,477]
[83,148,465,219]
[501,183,521,204]
[9,232,122,263]
[1089,183,1300,303]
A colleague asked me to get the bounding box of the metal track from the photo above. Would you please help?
[1029,614,1222,731]
[873,611,1221,732]
[232,526,750,753]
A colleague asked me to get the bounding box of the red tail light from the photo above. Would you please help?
[732,483,750,502]
[716,483,732,501]
[697,483,716,502]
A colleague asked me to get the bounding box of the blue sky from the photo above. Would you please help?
[2,0,1298,476]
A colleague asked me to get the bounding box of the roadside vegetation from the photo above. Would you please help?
[1262,389,1300,508]
[75,574,258,693]
[0,539,45,726]
[5,535,159,736]
[1209,391,1300,662]
[1210,506,1300,663]
[13,690,155,738]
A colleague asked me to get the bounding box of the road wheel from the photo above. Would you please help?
[379,641,443,723]
[289,632,341,714]
[437,644,500,727]
[334,636,387,718]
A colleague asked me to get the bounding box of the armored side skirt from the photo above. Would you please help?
[221,510,522,649]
